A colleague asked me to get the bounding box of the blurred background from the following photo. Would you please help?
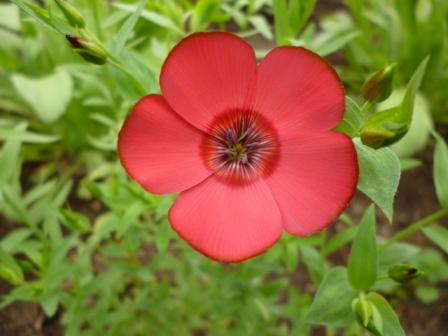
[0,0,448,335]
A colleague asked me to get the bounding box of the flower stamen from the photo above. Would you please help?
[202,110,279,184]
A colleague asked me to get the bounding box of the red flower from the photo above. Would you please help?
[118,32,358,262]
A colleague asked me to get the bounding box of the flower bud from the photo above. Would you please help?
[54,0,85,28]
[352,298,372,327]
[66,35,108,65]
[352,298,383,336]
[363,64,397,103]
[359,106,408,148]
[388,264,422,283]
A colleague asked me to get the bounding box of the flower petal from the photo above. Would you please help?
[118,95,211,194]
[169,177,283,262]
[252,47,345,134]
[266,131,358,235]
[160,32,257,131]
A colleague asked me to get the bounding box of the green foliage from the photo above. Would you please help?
[335,96,363,137]
[423,225,448,254]
[304,267,357,327]
[348,205,377,290]
[11,70,74,123]
[354,139,401,222]
[432,132,448,208]
[273,0,316,45]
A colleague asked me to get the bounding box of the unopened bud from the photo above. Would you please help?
[360,106,408,148]
[363,64,397,103]
[352,298,383,336]
[66,35,107,65]
[388,264,422,283]
[360,126,397,148]
[54,0,85,27]
[352,298,372,327]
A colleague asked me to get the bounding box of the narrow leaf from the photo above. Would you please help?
[112,0,148,55]
[348,205,377,290]
[191,0,220,31]
[10,0,62,34]
[422,225,448,254]
[273,0,291,44]
[433,132,448,208]
[249,15,273,40]
[300,245,327,285]
[0,247,24,285]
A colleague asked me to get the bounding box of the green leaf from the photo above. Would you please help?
[334,96,363,137]
[433,132,448,208]
[290,0,317,34]
[249,15,273,40]
[10,0,63,34]
[12,70,73,123]
[113,3,181,34]
[354,138,401,222]
[366,292,405,336]
[400,158,422,171]
[60,209,91,233]
[300,245,327,285]
[1,229,32,253]
[0,128,59,143]
[303,267,357,326]
[0,123,25,186]
[112,0,148,55]
[348,205,377,290]
[273,0,291,44]
[313,30,360,57]
[191,0,220,31]
[0,283,41,308]
[0,3,20,31]
[422,225,448,254]
[388,92,432,158]
[40,291,59,317]
[0,246,24,285]
[323,226,358,256]
[117,202,145,237]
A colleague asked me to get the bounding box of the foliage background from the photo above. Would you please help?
[0,0,448,335]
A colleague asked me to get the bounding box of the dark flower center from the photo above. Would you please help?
[202,110,279,184]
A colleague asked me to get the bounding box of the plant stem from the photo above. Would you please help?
[360,101,372,116]
[387,208,448,244]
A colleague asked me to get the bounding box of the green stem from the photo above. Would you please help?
[387,208,448,244]
[78,29,147,95]
[360,101,372,117]
[339,212,356,227]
